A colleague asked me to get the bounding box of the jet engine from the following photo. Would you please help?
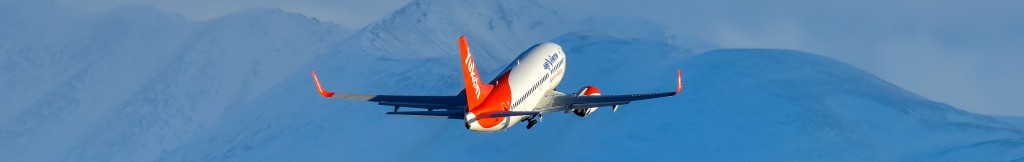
[572,86,601,117]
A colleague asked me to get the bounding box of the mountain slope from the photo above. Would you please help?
[161,38,1024,161]
[663,49,1022,161]
[995,116,1024,129]
[0,3,350,161]
[334,0,567,70]
[2,0,1022,161]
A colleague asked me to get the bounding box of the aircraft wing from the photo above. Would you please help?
[534,69,683,113]
[534,92,676,113]
[312,70,466,111]
[325,93,467,110]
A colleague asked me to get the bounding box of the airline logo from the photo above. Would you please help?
[542,53,559,71]
[464,52,481,99]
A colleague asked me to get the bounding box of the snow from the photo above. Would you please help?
[0,2,349,161]
[1,0,1022,161]
[994,116,1024,129]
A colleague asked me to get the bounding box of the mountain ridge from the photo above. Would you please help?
[0,0,1021,161]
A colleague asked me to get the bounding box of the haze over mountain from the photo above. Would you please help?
[52,0,1024,116]
[1,0,1021,161]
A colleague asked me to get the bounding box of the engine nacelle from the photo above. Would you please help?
[572,86,601,117]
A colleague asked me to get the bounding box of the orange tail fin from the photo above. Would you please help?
[459,36,493,109]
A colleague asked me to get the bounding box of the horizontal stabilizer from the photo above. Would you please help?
[386,111,464,119]
[481,111,542,118]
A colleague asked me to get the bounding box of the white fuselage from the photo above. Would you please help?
[464,42,566,132]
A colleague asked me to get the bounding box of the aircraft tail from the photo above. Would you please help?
[459,36,494,110]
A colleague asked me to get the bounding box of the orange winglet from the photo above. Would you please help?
[675,69,683,95]
[311,70,335,98]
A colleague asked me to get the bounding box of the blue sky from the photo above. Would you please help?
[52,0,1024,116]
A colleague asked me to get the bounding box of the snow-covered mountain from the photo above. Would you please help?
[1,0,1021,161]
[996,116,1024,129]
[0,1,350,161]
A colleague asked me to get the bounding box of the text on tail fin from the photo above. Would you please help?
[459,36,493,108]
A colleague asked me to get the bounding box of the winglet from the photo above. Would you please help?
[675,69,682,95]
[311,70,335,98]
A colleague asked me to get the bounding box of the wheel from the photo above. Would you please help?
[526,120,537,129]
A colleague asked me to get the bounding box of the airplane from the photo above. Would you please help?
[311,36,682,133]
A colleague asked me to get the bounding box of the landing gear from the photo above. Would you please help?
[525,114,543,129]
